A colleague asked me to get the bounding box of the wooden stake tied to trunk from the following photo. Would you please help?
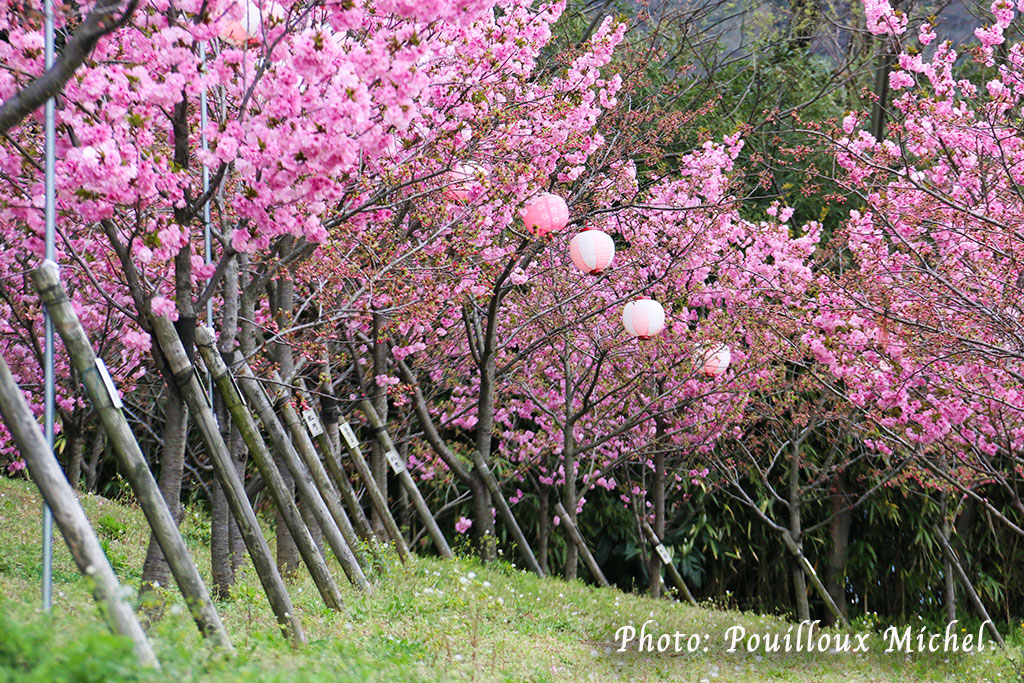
[191,325,345,612]
[0,352,159,668]
[30,261,233,651]
[554,501,609,587]
[640,518,697,606]
[358,400,453,560]
[148,316,307,644]
[335,418,410,559]
[225,346,371,592]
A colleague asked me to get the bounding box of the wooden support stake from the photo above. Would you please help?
[149,317,306,643]
[0,353,159,668]
[936,525,1004,647]
[293,379,380,549]
[640,519,697,606]
[269,370,378,570]
[229,352,370,592]
[192,326,344,612]
[554,501,609,587]
[336,418,410,558]
[358,400,453,559]
[31,261,233,651]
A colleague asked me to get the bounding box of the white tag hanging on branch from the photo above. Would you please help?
[339,422,359,449]
[655,543,672,565]
[94,358,123,410]
[301,408,324,437]
[384,448,406,475]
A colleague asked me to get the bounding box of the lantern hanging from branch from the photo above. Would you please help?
[622,297,665,340]
[699,345,731,377]
[221,0,284,46]
[569,227,615,275]
[445,163,484,202]
[522,193,569,237]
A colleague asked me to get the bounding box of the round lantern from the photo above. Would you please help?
[622,297,666,340]
[445,163,484,202]
[522,193,569,237]
[699,345,731,377]
[220,0,284,45]
[569,227,615,275]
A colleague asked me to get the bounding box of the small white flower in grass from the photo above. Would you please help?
[454,654,464,662]
[424,587,435,595]
[459,576,470,586]
[483,581,491,588]
[467,571,476,580]
[169,604,183,616]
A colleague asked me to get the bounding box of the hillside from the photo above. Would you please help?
[0,477,1015,682]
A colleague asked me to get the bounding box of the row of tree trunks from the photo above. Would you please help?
[231,350,371,592]
[150,315,307,645]
[31,262,233,650]
[335,416,411,556]
[359,400,453,559]
[269,370,379,569]
[192,325,346,611]
[0,352,159,668]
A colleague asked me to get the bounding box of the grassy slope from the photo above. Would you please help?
[0,476,1017,682]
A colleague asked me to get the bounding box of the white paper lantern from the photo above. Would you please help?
[622,297,666,340]
[569,228,615,275]
[700,345,731,377]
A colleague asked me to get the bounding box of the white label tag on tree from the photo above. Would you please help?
[339,422,358,449]
[302,408,324,437]
[384,448,406,474]
[655,543,672,565]
[95,358,123,409]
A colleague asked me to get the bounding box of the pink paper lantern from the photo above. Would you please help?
[622,297,666,340]
[569,227,615,275]
[522,193,569,237]
[700,345,731,377]
[445,162,484,202]
[220,0,284,46]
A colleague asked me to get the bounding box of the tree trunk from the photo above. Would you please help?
[268,274,300,575]
[789,442,810,621]
[141,388,186,594]
[63,411,85,490]
[537,484,550,574]
[84,428,104,493]
[943,514,956,624]
[648,420,666,598]
[562,351,578,580]
[824,470,850,626]
[469,470,495,559]
[211,254,242,596]
[369,310,389,540]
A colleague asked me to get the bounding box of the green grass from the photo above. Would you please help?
[0,476,1019,681]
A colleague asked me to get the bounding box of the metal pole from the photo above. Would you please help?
[41,0,57,612]
[200,41,214,409]
[201,41,212,329]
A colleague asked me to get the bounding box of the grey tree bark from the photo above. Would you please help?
[32,262,232,650]
[0,352,158,668]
